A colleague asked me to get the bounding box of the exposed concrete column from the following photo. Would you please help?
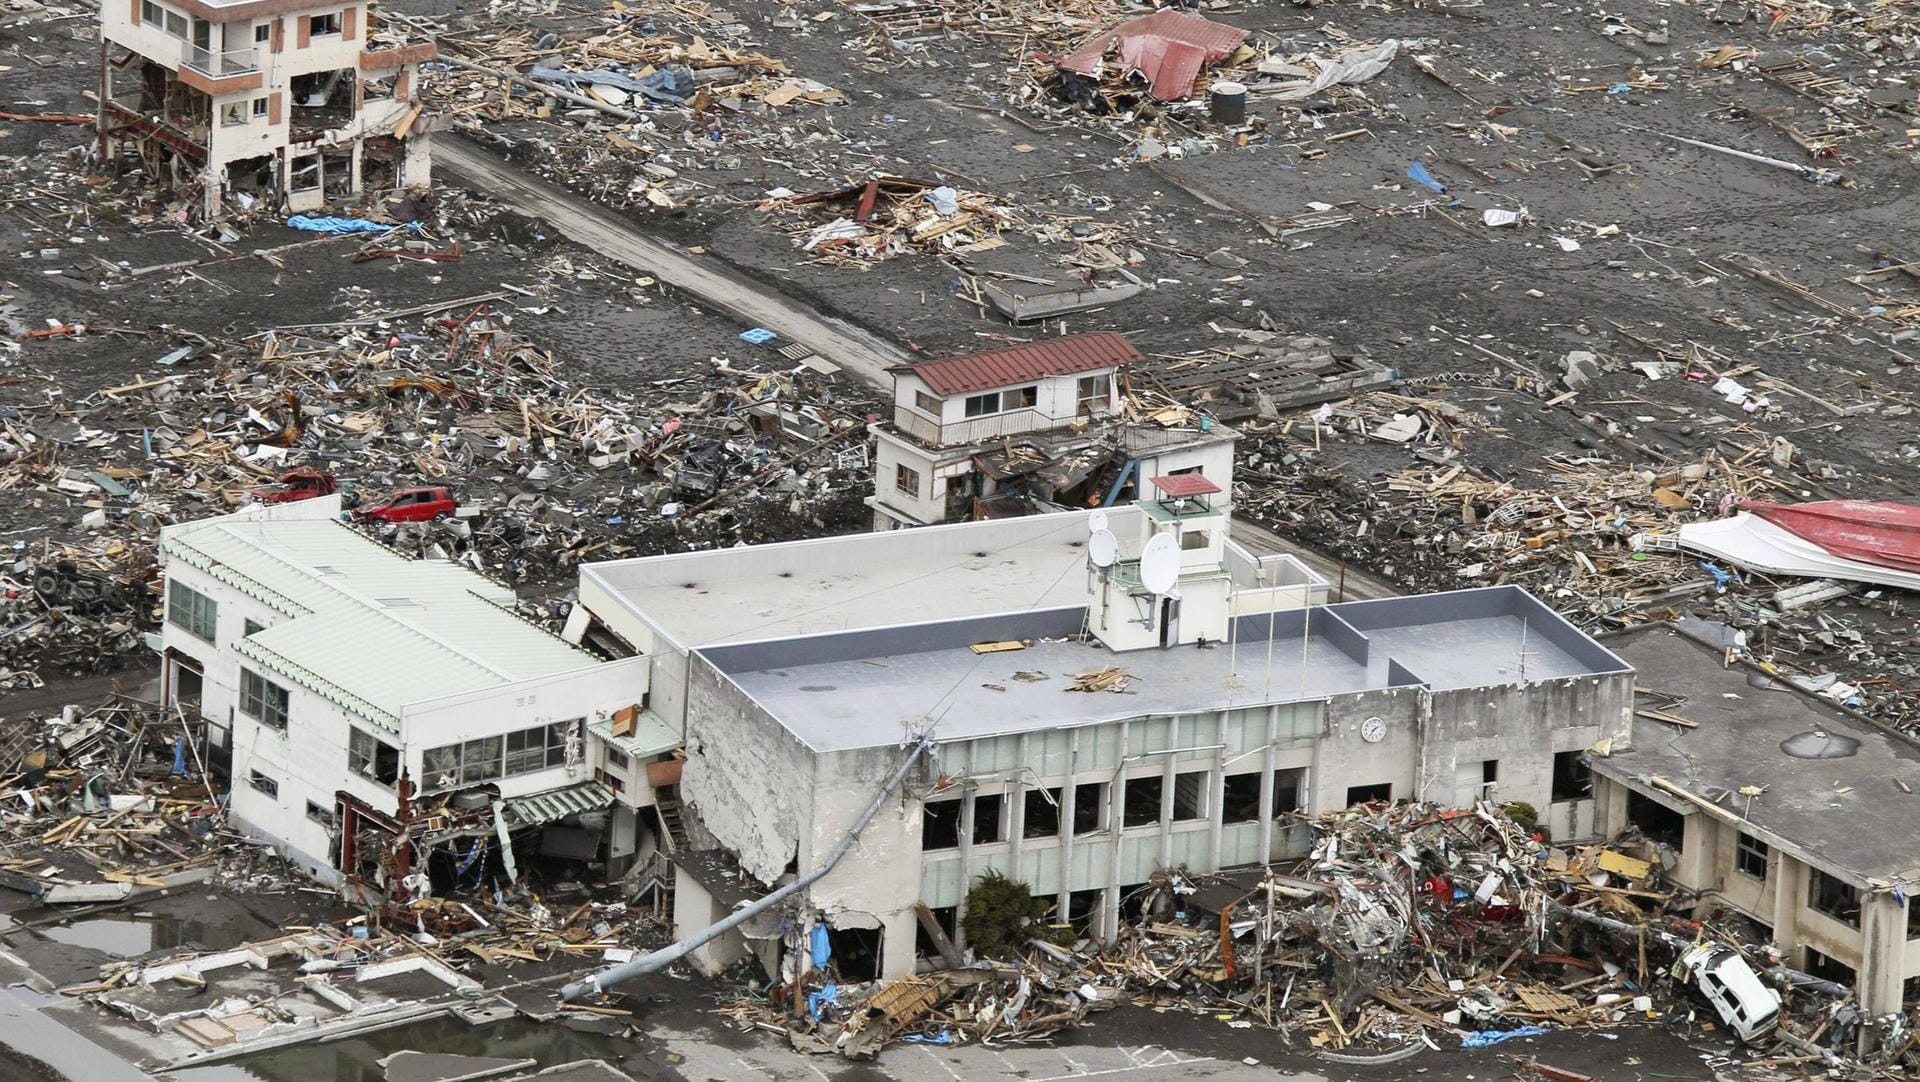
[1257,705,1276,863]
[1206,710,1228,870]
[1009,734,1029,877]
[1058,729,1079,917]
[1857,890,1906,1018]
[1675,814,1715,906]
[1769,849,1800,958]
[881,909,917,980]
[953,740,977,950]
[1159,716,1179,870]
[402,131,432,189]
[1104,720,1128,943]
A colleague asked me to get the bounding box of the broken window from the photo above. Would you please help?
[1023,787,1061,839]
[913,390,939,415]
[1481,759,1499,788]
[1346,782,1392,807]
[348,728,399,787]
[422,744,460,790]
[167,580,217,641]
[1076,375,1110,415]
[922,798,961,850]
[1071,782,1106,834]
[305,799,334,826]
[1221,772,1263,824]
[1551,750,1591,802]
[504,726,549,775]
[1066,888,1101,934]
[1010,385,1038,409]
[972,793,1005,845]
[1804,948,1855,985]
[895,463,921,496]
[239,669,289,731]
[1626,790,1685,850]
[1809,870,1861,928]
[362,74,395,100]
[221,100,247,126]
[963,392,1000,418]
[915,905,957,961]
[289,153,321,192]
[604,748,630,771]
[1171,771,1206,821]
[1122,775,1162,828]
[248,770,278,798]
[1180,529,1210,551]
[462,736,503,784]
[309,11,341,35]
[593,767,626,793]
[1736,833,1769,880]
[1273,768,1305,816]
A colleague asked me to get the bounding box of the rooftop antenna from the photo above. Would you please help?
[1088,509,1109,534]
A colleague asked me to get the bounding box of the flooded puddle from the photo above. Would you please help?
[37,912,224,957]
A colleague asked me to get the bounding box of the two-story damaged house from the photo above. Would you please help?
[97,0,437,217]
[155,496,666,902]
[870,332,1236,529]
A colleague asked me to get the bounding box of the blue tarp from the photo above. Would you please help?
[806,982,838,1020]
[1460,1025,1551,1048]
[810,924,831,967]
[1406,160,1446,193]
[286,215,413,235]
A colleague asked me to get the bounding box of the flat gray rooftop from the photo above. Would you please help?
[582,507,1135,649]
[707,587,1624,752]
[1597,625,1920,882]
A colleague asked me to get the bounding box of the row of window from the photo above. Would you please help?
[421,721,576,791]
[923,768,1306,850]
[137,3,343,44]
[168,580,218,642]
[240,668,290,731]
[910,377,1113,422]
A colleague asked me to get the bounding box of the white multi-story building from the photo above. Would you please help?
[869,332,1236,530]
[155,496,662,898]
[97,0,436,217]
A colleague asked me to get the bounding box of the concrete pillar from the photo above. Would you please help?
[1009,735,1029,878]
[1205,711,1227,872]
[402,130,432,189]
[1257,705,1276,863]
[1103,720,1128,943]
[1770,851,1800,957]
[1674,814,1714,905]
[1158,716,1178,870]
[1057,730,1079,917]
[881,909,917,980]
[1857,891,1906,1017]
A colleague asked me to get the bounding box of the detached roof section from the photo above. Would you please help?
[1058,11,1250,102]
[162,501,600,731]
[893,331,1140,397]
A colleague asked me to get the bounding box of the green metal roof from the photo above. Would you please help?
[162,512,599,733]
[503,781,614,829]
[586,712,680,758]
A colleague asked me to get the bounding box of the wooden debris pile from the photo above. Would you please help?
[766,177,1029,269]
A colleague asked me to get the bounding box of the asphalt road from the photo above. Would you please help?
[434,136,911,390]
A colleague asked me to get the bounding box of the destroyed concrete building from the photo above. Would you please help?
[96,0,436,217]
[1593,620,1920,1024]
[869,333,1235,529]
[575,472,1633,982]
[154,495,665,897]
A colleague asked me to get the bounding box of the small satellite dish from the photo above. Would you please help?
[1139,533,1180,595]
[1087,509,1109,534]
[1088,528,1118,568]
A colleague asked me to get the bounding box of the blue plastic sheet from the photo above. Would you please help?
[1460,1025,1551,1048]
[902,1031,954,1044]
[810,923,832,967]
[807,981,838,1020]
[1406,160,1446,193]
[287,215,411,235]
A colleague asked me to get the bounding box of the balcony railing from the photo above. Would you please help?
[183,43,258,77]
[892,404,1079,448]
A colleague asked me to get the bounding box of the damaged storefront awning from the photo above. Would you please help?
[587,711,680,758]
[503,781,615,829]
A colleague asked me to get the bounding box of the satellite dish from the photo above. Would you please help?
[1088,528,1118,568]
[1088,509,1109,534]
[1139,533,1180,595]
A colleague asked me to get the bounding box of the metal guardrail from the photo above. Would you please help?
[891,404,1065,447]
[183,43,257,76]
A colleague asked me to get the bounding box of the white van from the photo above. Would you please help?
[1677,944,1781,1042]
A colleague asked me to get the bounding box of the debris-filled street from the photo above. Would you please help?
[8,0,1920,1075]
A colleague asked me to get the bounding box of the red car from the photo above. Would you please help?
[353,486,458,523]
[249,467,338,505]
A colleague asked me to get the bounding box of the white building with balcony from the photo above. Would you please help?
[97,0,438,218]
[154,495,656,900]
[869,332,1237,530]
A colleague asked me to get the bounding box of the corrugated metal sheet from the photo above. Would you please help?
[586,713,681,758]
[894,332,1140,397]
[1742,500,1920,573]
[1149,473,1221,498]
[504,781,614,828]
[1058,12,1249,102]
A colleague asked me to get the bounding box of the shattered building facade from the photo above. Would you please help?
[96,0,436,217]
[577,474,1634,982]
[155,496,659,898]
[869,333,1236,529]
[1594,622,1920,1023]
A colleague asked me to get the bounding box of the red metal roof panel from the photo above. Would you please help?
[1058,11,1249,102]
[893,332,1142,397]
[1150,473,1222,498]
[1741,500,1920,574]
